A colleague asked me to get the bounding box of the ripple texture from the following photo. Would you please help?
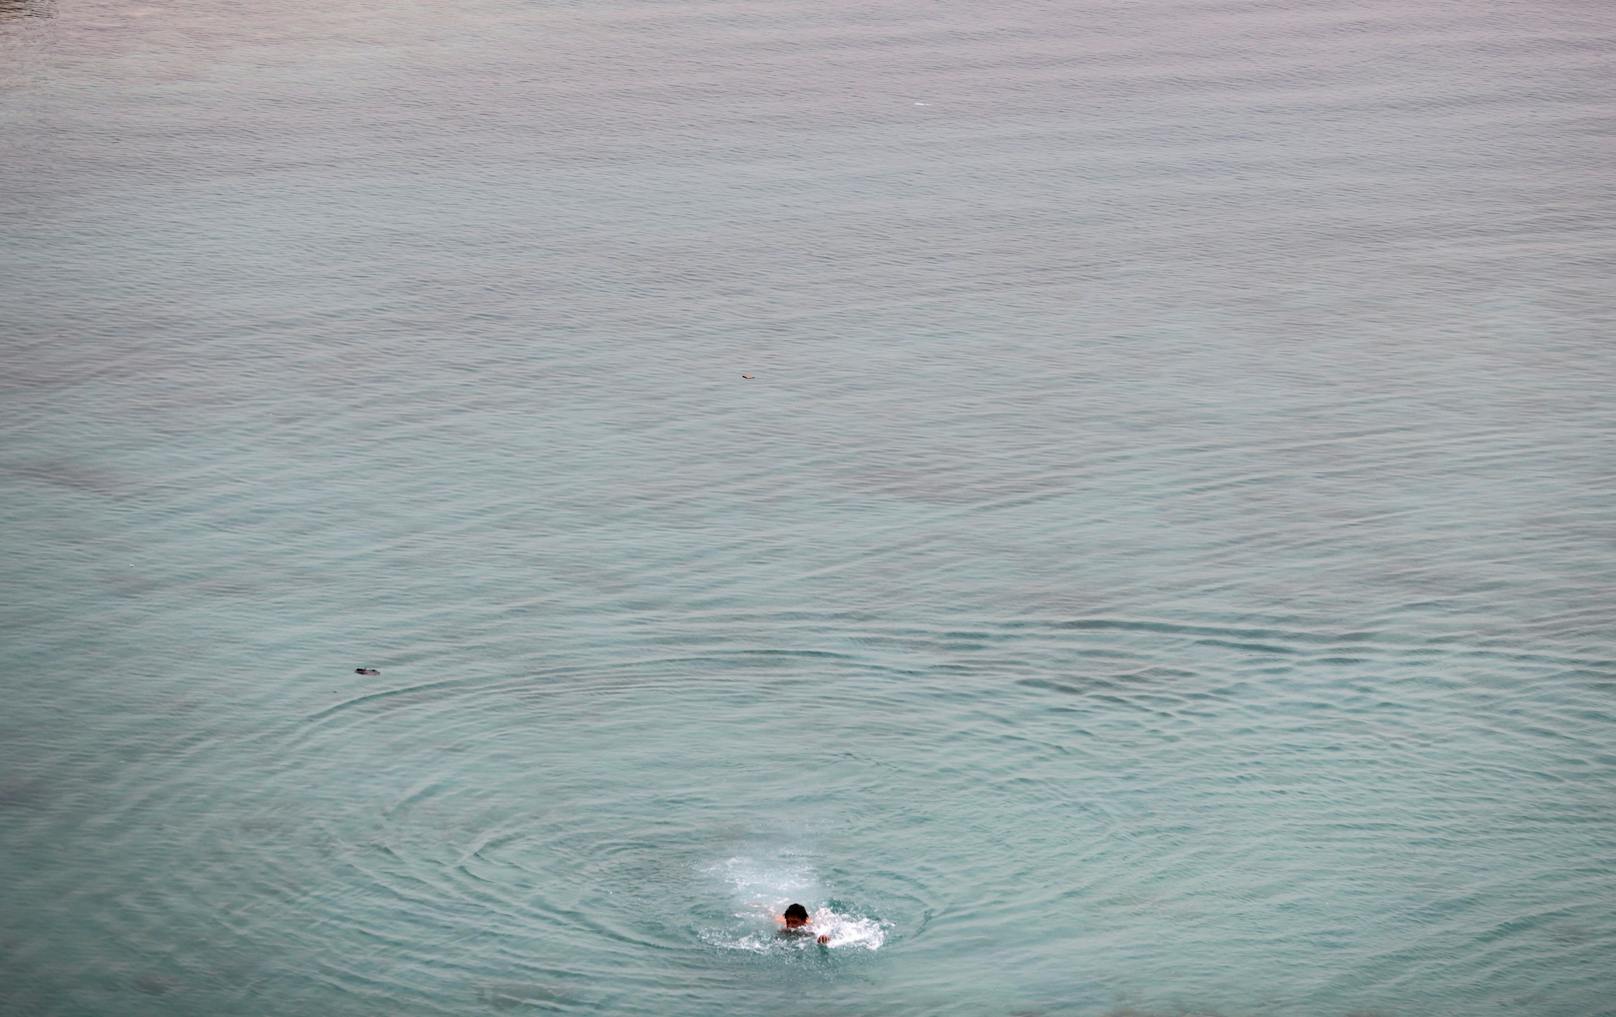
[2,0,1615,1015]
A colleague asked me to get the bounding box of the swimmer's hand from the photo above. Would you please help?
[817,934,830,946]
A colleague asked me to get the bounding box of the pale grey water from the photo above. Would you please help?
[2,0,1615,1014]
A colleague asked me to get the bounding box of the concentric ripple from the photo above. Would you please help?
[20,615,1601,1016]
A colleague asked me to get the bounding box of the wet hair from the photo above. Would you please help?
[784,903,809,921]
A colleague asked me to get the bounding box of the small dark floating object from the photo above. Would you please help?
[355,667,380,676]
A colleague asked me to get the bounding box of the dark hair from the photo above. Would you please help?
[784,903,809,921]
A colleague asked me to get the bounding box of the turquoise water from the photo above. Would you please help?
[3,0,1615,1014]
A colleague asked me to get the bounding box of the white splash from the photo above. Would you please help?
[700,853,890,952]
[805,905,887,950]
[706,853,819,904]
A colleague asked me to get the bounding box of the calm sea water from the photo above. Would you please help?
[3,0,1614,1014]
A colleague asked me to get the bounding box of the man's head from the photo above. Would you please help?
[783,903,811,928]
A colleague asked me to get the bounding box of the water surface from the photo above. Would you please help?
[2,0,1615,1015]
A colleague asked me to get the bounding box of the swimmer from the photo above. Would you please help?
[775,903,830,945]
[354,667,380,676]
